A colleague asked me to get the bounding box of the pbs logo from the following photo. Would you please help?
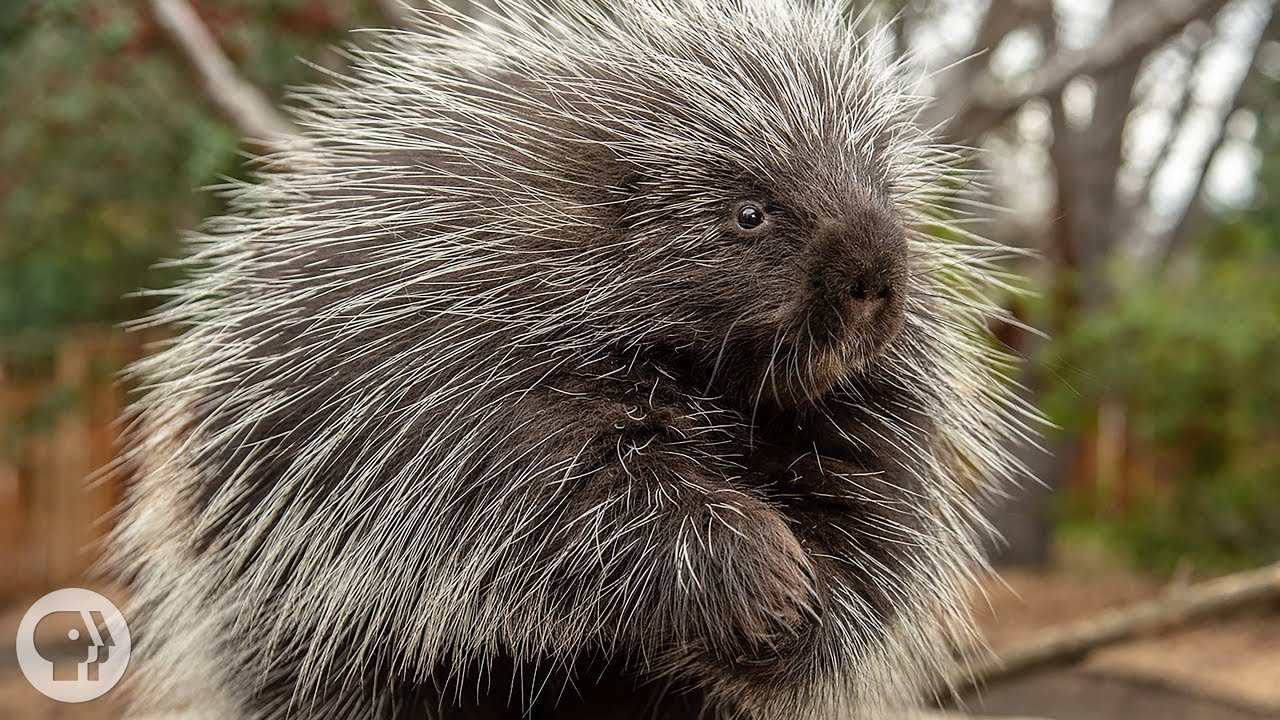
[15,588,131,703]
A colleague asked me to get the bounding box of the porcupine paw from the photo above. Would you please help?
[697,501,824,667]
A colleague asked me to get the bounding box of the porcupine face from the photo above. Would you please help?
[541,33,916,409]
[691,184,910,407]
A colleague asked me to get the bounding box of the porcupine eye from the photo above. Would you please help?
[736,203,765,230]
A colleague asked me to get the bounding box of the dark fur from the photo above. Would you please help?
[188,88,913,716]
[112,3,1014,718]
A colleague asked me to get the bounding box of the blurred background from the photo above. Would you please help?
[0,1,1276,719]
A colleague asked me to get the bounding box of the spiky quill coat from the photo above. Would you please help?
[110,1,1031,718]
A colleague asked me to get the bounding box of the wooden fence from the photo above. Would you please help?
[0,329,148,601]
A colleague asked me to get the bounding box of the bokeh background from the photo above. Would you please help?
[0,1,1277,719]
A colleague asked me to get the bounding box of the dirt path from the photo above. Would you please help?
[958,569,1280,720]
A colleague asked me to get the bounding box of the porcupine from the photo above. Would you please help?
[108,1,1032,718]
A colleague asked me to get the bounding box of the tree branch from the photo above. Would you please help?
[1136,29,1211,200]
[147,0,306,156]
[925,0,1052,130]
[1161,2,1279,263]
[946,0,1235,143]
[942,562,1280,698]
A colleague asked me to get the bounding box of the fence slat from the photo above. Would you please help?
[0,329,141,601]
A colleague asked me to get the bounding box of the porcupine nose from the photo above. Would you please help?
[812,206,907,322]
[843,268,896,327]
[847,275,893,316]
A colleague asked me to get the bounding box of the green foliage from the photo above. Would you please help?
[0,1,367,363]
[1041,70,1280,572]
[1042,220,1280,571]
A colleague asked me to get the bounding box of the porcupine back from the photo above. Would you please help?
[109,1,1033,718]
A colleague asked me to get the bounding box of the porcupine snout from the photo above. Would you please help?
[803,205,908,355]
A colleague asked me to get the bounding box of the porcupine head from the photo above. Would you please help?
[110,1,1028,719]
